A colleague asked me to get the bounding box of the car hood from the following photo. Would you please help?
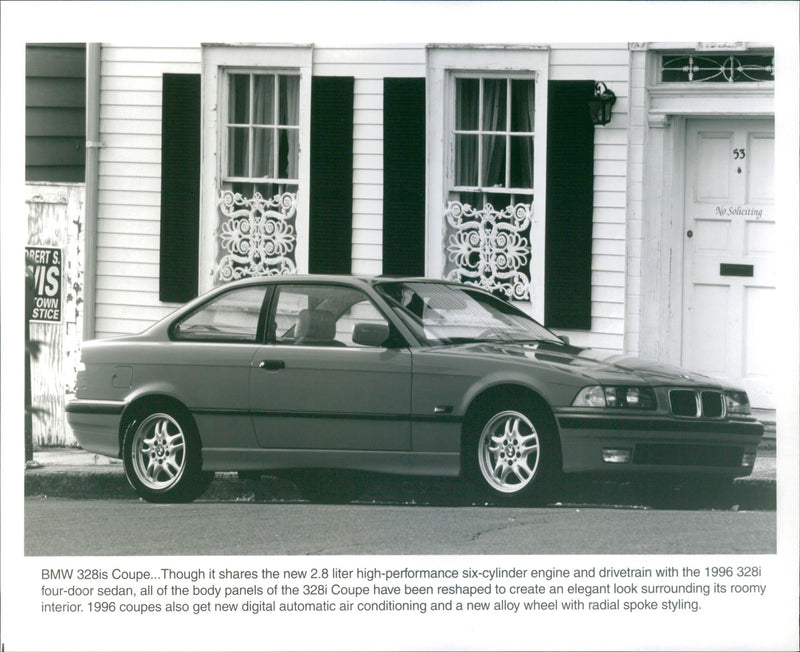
[428,341,721,387]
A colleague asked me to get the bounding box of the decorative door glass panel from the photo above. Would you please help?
[660,53,774,83]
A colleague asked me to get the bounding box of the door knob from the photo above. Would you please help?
[258,360,285,370]
[686,230,693,238]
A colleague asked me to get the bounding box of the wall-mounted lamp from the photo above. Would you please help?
[588,82,616,126]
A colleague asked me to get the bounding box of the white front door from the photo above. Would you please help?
[682,118,775,409]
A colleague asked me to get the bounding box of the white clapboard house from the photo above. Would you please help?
[26,42,777,444]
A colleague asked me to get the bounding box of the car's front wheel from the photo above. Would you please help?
[122,406,212,503]
[465,402,561,504]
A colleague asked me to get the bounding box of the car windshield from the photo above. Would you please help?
[374,281,564,347]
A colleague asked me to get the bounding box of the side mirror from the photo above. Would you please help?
[352,323,392,348]
[558,335,570,345]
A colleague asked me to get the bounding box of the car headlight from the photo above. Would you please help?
[724,390,751,416]
[572,385,657,410]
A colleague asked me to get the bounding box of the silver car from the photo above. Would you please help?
[67,276,763,503]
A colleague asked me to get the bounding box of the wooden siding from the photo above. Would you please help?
[95,46,201,338]
[26,44,86,183]
[550,44,630,353]
[314,47,426,275]
[93,44,628,354]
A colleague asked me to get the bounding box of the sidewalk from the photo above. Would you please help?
[25,439,776,504]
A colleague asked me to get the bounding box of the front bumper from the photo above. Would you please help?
[555,411,764,477]
[65,399,126,459]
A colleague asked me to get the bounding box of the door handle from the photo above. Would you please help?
[258,360,285,371]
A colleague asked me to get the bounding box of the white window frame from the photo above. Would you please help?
[449,73,537,200]
[199,45,313,293]
[221,69,302,190]
[426,45,550,320]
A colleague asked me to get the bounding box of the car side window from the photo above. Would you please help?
[174,286,267,342]
[272,285,391,348]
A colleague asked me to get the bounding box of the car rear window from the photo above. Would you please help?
[173,286,268,342]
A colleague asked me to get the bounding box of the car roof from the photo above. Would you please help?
[216,274,439,289]
[137,274,449,341]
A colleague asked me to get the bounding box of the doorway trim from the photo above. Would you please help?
[637,51,774,367]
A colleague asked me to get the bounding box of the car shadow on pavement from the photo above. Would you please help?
[230,472,775,512]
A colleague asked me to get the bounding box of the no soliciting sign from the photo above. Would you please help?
[26,246,62,323]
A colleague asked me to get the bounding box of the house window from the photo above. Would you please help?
[224,71,300,198]
[445,74,536,301]
[451,76,535,207]
[200,45,312,292]
[213,69,302,282]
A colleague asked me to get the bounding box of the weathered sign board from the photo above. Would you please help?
[26,245,63,323]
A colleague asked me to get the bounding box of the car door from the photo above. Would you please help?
[249,283,412,450]
[170,283,271,450]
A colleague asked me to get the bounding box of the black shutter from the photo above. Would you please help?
[159,73,200,303]
[383,78,426,277]
[309,76,354,274]
[544,80,596,330]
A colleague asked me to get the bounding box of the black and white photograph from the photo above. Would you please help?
[2,1,798,650]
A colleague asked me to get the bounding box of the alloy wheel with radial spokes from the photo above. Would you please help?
[131,413,187,491]
[478,410,541,494]
[123,406,211,503]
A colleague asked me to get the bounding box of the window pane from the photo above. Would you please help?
[483,191,524,210]
[176,286,267,342]
[510,79,535,132]
[456,191,483,207]
[252,128,274,178]
[455,134,479,186]
[336,300,390,347]
[278,128,298,179]
[510,136,534,188]
[229,74,250,124]
[481,134,506,187]
[279,75,300,126]
[228,127,249,177]
[273,285,380,347]
[482,79,507,132]
[455,78,479,130]
[252,75,275,125]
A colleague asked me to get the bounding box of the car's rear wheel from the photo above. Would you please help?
[465,401,561,504]
[122,406,212,503]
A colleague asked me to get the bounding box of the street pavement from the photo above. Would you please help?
[24,439,777,508]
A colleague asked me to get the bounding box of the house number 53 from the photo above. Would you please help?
[733,148,746,159]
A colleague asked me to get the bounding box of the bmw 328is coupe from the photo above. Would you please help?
[67,276,763,503]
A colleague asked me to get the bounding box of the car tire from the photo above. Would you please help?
[464,401,561,504]
[122,405,212,503]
